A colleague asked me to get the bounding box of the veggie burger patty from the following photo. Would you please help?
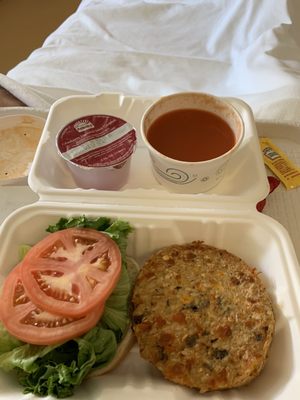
[132,241,275,392]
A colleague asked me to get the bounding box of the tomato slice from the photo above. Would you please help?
[20,228,122,318]
[0,263,104,345]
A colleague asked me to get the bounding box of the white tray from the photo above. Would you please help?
[1,94,300,400]
[0,202,299,400]
[28,93,269,208]
[256,121,300,262]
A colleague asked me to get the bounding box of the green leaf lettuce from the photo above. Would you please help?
[0,216,134,398]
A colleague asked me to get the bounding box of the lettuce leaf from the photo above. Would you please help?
[0,216,134,398]
[46,216,112,233]
[18,244,32,261]
[15,326,117,398]
[0,322,22,354]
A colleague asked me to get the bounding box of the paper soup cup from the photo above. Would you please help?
[141,92,244,193]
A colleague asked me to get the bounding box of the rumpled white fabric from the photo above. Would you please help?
[1,0,300,125]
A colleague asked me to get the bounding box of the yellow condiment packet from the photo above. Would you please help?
[260,137,300,190]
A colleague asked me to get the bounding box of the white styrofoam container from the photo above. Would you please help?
[0,93,300,400]
[0,203,300,400]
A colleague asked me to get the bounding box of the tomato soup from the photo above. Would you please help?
[146,108,236,162]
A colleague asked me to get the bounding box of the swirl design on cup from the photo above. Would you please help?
[154,164,197,185]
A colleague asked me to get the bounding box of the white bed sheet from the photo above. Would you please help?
[1,0,300,121]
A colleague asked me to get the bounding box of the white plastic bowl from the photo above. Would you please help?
[0,113,46,186]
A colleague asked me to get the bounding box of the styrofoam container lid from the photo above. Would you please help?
[28,93,269,208]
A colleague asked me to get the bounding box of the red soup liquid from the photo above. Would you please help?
[147,108,236,162]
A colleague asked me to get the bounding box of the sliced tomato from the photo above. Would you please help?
[20,228,122,318]
[0,263,104,345]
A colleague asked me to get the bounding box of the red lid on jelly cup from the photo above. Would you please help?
[56,114,136,168]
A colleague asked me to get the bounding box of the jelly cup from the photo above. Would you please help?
[56,114,136,190]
